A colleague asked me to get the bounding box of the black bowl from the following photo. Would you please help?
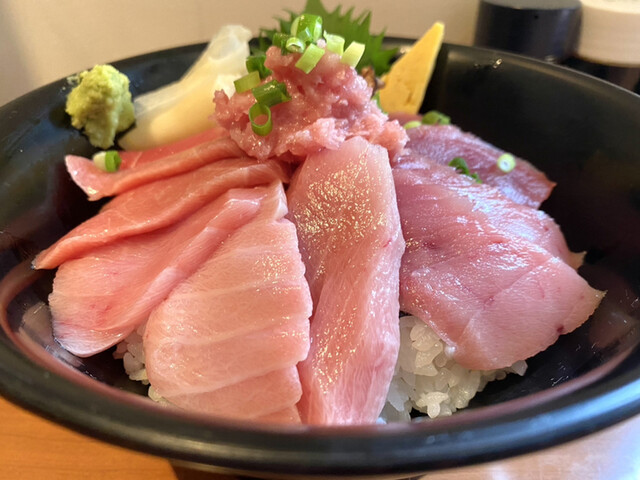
[0,42,639,478]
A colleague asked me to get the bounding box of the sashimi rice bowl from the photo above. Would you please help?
[1,1,640,475]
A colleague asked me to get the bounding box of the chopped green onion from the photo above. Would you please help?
[249,102,272,136]
[404,120,422,130]
[252,80,291,107]
[449,157,482,183]
[497,153,516,173]
[422,110,451,125]
[295,44,325,73]
[341,41,366,68]
[272,32,290,50]
[234,71,261,93]
[324,32,345,55]
[291,14,323,43]
[286,36,305,53]
[92,150,122,173]
[246,55,271,79]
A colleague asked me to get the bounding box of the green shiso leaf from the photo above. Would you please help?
[254,0,397,76]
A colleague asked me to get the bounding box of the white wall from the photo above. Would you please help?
[0,0,479,106]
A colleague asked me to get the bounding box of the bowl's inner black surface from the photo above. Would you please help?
[0,42,639,474]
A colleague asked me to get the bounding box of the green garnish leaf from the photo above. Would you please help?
[403,120,422,130]
[296,43,326,74]
[234,71,261,93]
[422,110,451,125]
[324,32,345,55]
[291,14,323,43]
[256,0,397,76]
[371,91,383,111]
[252,80,291,107]
[449,157,482,183]
[341,41,366,68]
[92,150,122,173]
[249,102,273,136]
[286,36,305,53]
[496,153,516,173]
[246,55,272,79]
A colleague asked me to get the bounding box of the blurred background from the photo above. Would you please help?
[1,0,638,106]
[0,0,479,106]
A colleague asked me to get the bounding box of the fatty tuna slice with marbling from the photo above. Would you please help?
[395,125,554,208]
[287,136,405,425]
[394,167,604,370]
[48,186,271,357]
[144,182,311,423]
[66,127,243,201]
[34,157,289,269]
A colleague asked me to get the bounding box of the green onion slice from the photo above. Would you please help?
[234,71,261,93]
[324,32,345,55]
[246,55,271,79]
[497,153,516,173]
[295,44,325,73]
[272,32,290,50]
[291,14,323,43]
[252,80,291,107]
[93,150,122,173]
[249,102,272,136]
[422,110,451,125]
[286,36,305,53]
[449,157,482,183]
[341,41,365,68]
[403,120,422,130]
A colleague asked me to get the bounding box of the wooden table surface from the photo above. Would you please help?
[2,394,640,480]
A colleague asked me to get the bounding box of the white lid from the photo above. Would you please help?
[576,0,640,66]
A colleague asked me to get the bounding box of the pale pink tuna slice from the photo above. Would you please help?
[34,158,290,269]
[395,125,555,208]
[66,127,242,201]
[49,186,270,357]
[165,368,303,422]
[394,167,604,370]
[287,136,405,425]
[395,163,583,268]
[144,182,311,423]
[214,46,407,162]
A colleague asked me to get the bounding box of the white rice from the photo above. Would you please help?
[114,315,527,421]
[113,325,148,384]
[114,324,170,406]
[380,315,527,422]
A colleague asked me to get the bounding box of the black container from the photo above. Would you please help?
[474,0,581,63]
[0,42,639,478]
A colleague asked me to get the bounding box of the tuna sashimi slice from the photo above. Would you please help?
[395,125,555,208]
[165,368,303,422]
[144,182,311,424]
[287,136,405,425]
[66,127,243,201]
[394,167,604,370]
[34,158,290,269]
[49,186,270,357]
[394,164,583,268]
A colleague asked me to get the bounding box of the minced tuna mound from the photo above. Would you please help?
[214,45,408,162]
